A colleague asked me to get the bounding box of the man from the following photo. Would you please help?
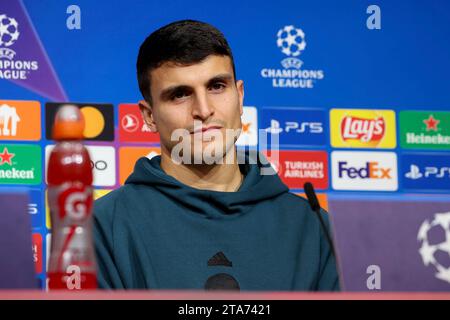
[94,20,340,291]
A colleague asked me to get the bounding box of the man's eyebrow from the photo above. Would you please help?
[159,85,191,101]
[159,74,234,101]
[206,74,233,86]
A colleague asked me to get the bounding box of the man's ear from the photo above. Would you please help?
[236,80,244,116]
[138,100,158,132]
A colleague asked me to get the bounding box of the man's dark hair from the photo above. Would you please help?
[136,19,236,105]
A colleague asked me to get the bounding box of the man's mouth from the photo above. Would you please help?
[191,126,223,134]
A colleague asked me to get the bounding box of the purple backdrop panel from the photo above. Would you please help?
[329,197,450,292]
[0,191,37,289]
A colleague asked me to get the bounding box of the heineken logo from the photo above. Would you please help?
[400,111,450,150]
[0,144,41,184]
[423,115,440,131]
[0,147,14,165]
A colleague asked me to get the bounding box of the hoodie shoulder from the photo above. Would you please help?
[94,187,122,220]
[281,192,318,212]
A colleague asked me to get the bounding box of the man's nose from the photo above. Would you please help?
[191,91,214,121]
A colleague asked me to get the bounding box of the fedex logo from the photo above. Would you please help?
[338,161,392,179]
[332,151,398,191]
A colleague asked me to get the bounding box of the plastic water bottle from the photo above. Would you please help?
[47,105,97,290]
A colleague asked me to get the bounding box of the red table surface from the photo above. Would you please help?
[0,291,449,300]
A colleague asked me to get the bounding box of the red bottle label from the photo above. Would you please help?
[57,185,93,220]
[48,271,97,290]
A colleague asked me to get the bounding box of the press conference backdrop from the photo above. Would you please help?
[0,0,449,290]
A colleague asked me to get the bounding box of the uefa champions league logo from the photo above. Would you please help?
[418,211,450,284]
[260,24,324,89]
[0,14,20,59]
[276,25,306,69]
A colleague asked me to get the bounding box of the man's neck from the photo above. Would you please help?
[160,149,243,192]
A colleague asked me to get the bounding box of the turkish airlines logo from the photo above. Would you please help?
[121,114,140,133]
[264,150,328,189]
[118,104,160,143]
[32,233,43,274]
[341,116,385,143]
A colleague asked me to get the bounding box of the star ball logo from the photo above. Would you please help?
[0,13,39,80]
[330,109,396,149]
[417,211,450,284]
[400,111,450,150]
[260,25,324,89]
[46,102,114,141]
[0,13,19,49]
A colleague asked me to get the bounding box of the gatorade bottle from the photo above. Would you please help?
[47,105,97,290]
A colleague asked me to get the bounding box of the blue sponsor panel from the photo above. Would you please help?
[260,107,327,148]
[29,188,44,229]
[401,153,450,191]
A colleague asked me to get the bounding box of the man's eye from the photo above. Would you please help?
[210,83,226,91]
[172,91,188,100]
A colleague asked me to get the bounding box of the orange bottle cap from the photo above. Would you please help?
[52,105,85,140]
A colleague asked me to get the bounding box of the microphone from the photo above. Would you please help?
[303,182,336,258]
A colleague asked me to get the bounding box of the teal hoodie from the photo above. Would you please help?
[93,153,340,291]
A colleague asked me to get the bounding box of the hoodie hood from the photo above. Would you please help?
[125,152,289,218]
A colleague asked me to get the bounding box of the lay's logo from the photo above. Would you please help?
[331,109,396,148]
[341,116,385,143]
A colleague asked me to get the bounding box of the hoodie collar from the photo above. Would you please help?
[125,151,289,218]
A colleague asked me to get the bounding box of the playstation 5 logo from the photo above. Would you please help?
[405,164,450,180]
[265,119,323,134]
[405,165,423,180]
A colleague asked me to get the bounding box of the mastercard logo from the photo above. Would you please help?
[45,102,114,141]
